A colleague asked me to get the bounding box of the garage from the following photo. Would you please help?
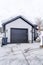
[2,16,38,44]
[10,28,28,43]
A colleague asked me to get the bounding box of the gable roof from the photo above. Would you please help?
[2,16,38,31]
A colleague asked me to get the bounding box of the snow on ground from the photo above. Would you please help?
[0,43,43,65]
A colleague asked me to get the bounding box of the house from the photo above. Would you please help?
[2,16,38,44]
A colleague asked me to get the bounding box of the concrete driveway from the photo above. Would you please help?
[0,43,43,65]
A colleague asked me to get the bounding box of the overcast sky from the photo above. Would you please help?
[0,0,43,27]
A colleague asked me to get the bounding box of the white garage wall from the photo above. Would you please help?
[5,18,32,43]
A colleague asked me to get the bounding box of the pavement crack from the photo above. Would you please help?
[21,50,30,65]
[19,47,30,65]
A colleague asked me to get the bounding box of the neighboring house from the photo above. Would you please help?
[0,27,3,38]
[2,16,38,44]
[0,27,3,46]
[0,27,2,33]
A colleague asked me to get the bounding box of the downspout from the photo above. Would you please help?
[32,27,34,43]
[3,25,6,38]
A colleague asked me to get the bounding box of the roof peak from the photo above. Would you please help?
[2,15,35,28]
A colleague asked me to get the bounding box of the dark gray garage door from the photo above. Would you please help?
[10,28,28,43]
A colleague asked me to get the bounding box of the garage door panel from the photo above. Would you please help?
[11,28,28,43]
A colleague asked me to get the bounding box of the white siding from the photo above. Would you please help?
[5,18,32,43]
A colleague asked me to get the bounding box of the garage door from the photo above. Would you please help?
[10,28,28,43]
